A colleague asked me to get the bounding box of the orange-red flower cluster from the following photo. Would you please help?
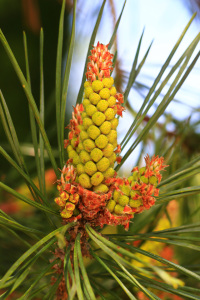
[86,42,114,82]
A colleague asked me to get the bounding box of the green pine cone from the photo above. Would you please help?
[67,78,119,191]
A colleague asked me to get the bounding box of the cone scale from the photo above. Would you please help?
[55,42,167,230]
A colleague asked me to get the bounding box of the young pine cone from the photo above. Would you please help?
[54,43,167,230]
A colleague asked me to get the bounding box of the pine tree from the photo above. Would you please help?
[0,1,200,299]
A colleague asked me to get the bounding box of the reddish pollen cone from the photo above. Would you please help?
[86,42,114,82]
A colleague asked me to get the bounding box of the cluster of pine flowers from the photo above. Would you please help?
[54,42,167,230]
